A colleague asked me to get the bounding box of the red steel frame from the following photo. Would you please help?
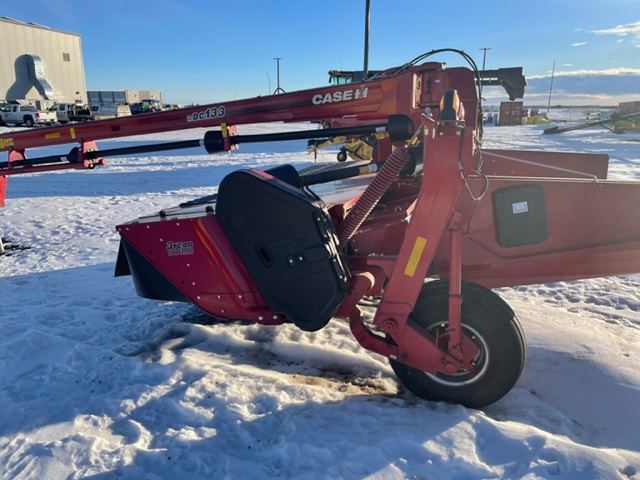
[0,62,473,202]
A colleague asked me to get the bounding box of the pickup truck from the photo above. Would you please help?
[0,104,57,127]
[89,104,132,120]
[48,103,93,123]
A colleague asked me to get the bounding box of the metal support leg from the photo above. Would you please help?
[447,211,463,351]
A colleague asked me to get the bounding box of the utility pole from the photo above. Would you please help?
[479,47,491,70]
[273,57,285,94]
[547,59,556,114]
[363,0,370,79]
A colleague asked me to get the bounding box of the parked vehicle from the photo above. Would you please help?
[0,104,56,127]
[89,104,132,120]
[130,98,161,114]
[48,103,93,123]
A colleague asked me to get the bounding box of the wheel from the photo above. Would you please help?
[24,117,34,127]
[337,148,348,162]
[389,280,525,408]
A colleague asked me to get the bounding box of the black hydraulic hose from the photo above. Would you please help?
[300,161,385,187]
[234,124,387,144]
[1,117,412,169]
[83,139,202,159]
[0,139,202,169]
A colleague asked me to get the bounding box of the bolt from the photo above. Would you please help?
[443,362,459,374]
[382,319,397,333]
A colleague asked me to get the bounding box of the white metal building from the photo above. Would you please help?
[0,16,87,107]
[87,89,163,107]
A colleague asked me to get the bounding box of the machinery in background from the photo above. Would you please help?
[544,101,640,134]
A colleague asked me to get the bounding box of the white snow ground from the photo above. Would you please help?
[0,113,639,479]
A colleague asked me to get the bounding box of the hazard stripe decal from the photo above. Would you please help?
[404,236,427,277]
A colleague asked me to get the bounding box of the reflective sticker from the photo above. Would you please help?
[45,132,61,139]
[404,236,427,277]
[512,201,528,214]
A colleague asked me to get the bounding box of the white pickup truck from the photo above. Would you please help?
[0,104,57,127]
[48,103,93,123]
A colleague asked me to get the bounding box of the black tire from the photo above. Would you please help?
[24,117,34,128]
[337,149,348,162]
[390,280,525,409]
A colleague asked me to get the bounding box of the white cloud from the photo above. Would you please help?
[528,67,640,79]
[591,20,640,45]
[483,87,637,106]
[507,69,640,106]
[571,42,587,47]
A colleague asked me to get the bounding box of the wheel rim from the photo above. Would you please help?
[422,323,490,387]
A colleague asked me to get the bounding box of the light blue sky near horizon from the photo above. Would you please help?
[3,0,639,106]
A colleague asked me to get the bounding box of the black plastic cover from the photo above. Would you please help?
[216,169,349,331]
[492,183,547,247]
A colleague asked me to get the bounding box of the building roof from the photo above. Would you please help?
[0,16,80,37]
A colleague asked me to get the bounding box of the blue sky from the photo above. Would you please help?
[3,0,639,106]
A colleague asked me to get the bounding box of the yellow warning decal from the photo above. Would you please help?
[70,128,76,140]
[0,137,14,148]
[404,236,427,277]
[45,132,61,139]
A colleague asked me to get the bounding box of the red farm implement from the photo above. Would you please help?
[2,51,640,407]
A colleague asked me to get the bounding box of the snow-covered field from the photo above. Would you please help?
[0,115,639,479]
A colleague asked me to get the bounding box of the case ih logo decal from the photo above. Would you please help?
[166,240,194,256]
[312,87,368,105]
[187,106,225,122]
